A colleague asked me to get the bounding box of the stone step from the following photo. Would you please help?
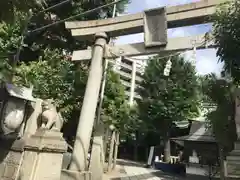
[226,160,240,178]
[227,149,240,155]
[227,154,240,162]
[234,141,240,150]
[227,160,240,166]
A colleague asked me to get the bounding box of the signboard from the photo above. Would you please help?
[144,7,167,48]
[147,146,155,166]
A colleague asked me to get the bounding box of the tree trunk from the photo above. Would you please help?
[146,147,149,162]
[219,145,226,180]
[107,131,115,172]
[103,127,109,160]
[113,132,119,170]
[133,131,139,161]
[163,135,171,163]
[134,142,138,161]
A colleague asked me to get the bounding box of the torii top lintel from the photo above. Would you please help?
[65,0,220,40]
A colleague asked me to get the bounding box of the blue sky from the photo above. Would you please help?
[115,0,224,76]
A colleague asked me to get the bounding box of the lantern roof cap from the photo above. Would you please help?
[5,83,35,101]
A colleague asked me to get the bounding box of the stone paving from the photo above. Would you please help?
[103,160,218,180]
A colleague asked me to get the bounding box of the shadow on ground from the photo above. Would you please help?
[109,170,221,180]
[116,159,145,168]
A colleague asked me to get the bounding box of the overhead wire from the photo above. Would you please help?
[29,0,125,34]
[38,0,71,14]
[12,0,74,62]
[10,0,124,73]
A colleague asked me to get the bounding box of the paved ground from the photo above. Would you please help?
[103,160,218,180]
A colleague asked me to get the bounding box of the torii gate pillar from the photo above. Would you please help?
[69,32,108,172]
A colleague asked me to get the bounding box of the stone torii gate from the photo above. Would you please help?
[64,0,220,179]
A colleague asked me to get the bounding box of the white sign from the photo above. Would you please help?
[147,146,155,165]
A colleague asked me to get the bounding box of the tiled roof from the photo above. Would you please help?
[171,121,216,142]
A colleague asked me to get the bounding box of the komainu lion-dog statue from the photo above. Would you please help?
[0,98,64,139]
[39,99,64,131]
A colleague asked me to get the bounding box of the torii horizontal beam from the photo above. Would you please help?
[72,33,215,61]
[65,0,220,40]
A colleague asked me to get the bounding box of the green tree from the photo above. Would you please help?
[12,49,135,144]
[137,55,200,162]
[101,66,131,134]
[0,0,130,74]
[202,74,237,179]
[14,0,129,62]
[0,0,130,143]
[0,0,43,22]
[202,74,237,150]
[0,11,27,82]
[212,0,240,82]
[13,48,88,121]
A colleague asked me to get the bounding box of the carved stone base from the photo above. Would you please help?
[61,170,91,180]
[226,160,240,178]
[89,126,105,180]
[226,147,240,178]
[19,129,67,180]
[234,140,240,150]
[0,138,25,180]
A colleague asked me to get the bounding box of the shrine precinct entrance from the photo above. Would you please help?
[64,0,219,175]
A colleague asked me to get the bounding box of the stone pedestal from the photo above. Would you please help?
[89,124,105,180]
[0,138,25,180]
[19,129,67,180]
[235,88,240,139]
[225,89,240,178]
[226,141,240,178]
[61,170,91,180]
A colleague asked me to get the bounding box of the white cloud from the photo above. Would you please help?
[183,49,223,76]
[195,49,223,76]
[115,33,143,45]
[115,0,222,76]
[169,29,190,38]
[144,0,200,9]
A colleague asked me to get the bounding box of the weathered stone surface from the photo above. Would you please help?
[234,141,240,150]
[144,7,167,47]
[226,161,240,178]
[20,151,37,180]
[0,138,25,180]
[2,164,18,180]
[20,152,65,180]
[0,138,25,151]
[0,151,23,180]
[19,129,67,180]
[66,0,220,39]
[25,129,67,152]
[235,88,240,140]
[34,153,63,180]
[62,152,72,169]
[61,170,91,180]
[89,135,104,180]
[24,99,43,137]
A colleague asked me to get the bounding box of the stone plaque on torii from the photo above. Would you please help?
[64,0,219,178]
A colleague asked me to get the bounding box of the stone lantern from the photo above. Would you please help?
[0,83,35,138]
